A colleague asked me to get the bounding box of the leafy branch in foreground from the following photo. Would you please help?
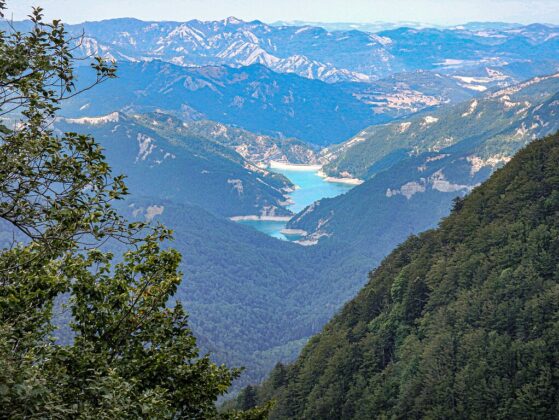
[0,2,267,418]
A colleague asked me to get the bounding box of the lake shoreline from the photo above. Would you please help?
[280,228,308,236]
[233,164,356,242]
[269,161,364,185]
[317,170,364,185]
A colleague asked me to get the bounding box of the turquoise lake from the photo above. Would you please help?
[237,168,354,240]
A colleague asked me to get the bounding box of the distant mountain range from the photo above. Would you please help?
[8,18,558,88]
[2,18,552,83]
[289,72,559,244]
[37,17,555,146]
[59,18,559,83]
[6,17,542,147]
[62,59,534,146]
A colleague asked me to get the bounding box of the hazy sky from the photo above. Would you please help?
[8,0,559,25]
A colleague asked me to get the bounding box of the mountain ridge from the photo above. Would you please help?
[7,17,559,87]
[320,71,559,181]
[61,61,392,145]
[56,111,297,218]
[66,17,559,82]
[249,131,559,418]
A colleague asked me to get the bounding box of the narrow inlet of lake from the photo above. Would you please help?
[237,166,354,240]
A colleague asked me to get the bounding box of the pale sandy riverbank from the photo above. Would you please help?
[322,176,364,185]
[280,228,308,236]
[270,161,363,184]
[230,215,293,222]
[317,170,364,185]
[294,239,319,246]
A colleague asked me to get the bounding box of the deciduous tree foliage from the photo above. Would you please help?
[249,133,559,419]
[0,2,266,418]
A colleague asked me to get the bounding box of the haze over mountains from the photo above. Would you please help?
[45,17,558,146]
[65,18,559,82]
[270,21,528,33]
[27,15,559,393]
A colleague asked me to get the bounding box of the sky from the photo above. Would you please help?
[7,0,559,26]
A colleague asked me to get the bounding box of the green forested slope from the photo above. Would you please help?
[133,112,318,165]
[117,198,374,391]
[252,133,559,418]
[56,112,294,218]
[322,73,559,180]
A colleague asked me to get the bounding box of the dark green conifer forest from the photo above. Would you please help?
[3,0,559,418]
[249,133,559,419]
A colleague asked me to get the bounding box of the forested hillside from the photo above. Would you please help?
[115,197,377,389]
[249,133,559,418]
[61,61,390,145]
[57,112,295,218]
[321,72,559,180]
[291,73,559,245]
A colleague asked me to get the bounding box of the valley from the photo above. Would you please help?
[250,132,559,419]
[2,4,559,416]
[51,51,559,393]
[236,164,354,241]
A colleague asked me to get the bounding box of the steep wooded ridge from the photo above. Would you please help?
[56,112,297,218]
[321,72,559,180]
[290,73,559,244]
[250,133,559,418]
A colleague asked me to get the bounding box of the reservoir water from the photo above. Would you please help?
[237,167,354,240]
